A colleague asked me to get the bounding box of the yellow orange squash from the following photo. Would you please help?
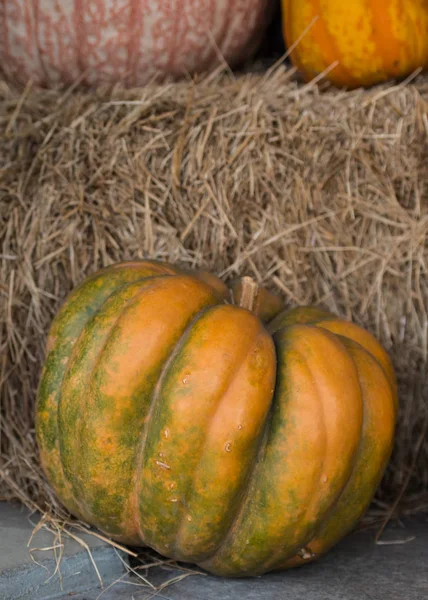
[282,0,428,88]
[36,261,397,576]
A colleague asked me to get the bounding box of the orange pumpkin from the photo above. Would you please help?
[282,0,428,88]
[36,261,397,576]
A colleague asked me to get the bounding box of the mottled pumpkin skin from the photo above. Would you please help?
[36,261,397,577]
[282,0,428,88]
[0,0,273,87]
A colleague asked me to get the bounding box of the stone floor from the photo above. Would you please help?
[1,502,427,600]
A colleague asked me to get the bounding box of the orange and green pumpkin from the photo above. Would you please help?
[282,0,428,89]
[36,260,397,577]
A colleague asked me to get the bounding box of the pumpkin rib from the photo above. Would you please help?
[199,333,328,575]
[61,275,220,537]
[58,277,169,521]
[69,275,172,392]
[219,0,253,63]
[254,344,330,572]
[37,265,176,520]
[308,336,383,525]
[198,387,275,568]
[412,0,428,66]
[264,332,364,572]
[126,0,143,77]
[56,261,179,332]
[369,0,400,76]
[172,329,255,547]
[173,324,276,560]
[267,306,334,334]
[133,305,276,560]
[302,0,359,87]
[201,324,364,576]
[275,344,367,569]
[368,0,427,76]
[63,276,172,393]
[130,303,217,543]
[269,306,397,412]
[279,337,395,568]
[315,320,398,412]
[30,1,47,83]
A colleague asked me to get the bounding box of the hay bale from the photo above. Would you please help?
[0,67,427,521]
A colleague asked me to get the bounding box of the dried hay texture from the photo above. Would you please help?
[0,66,427,525]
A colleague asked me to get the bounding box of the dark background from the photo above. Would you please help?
[256,3,286,62]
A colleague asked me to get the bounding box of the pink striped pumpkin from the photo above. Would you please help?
[0,0,273,87]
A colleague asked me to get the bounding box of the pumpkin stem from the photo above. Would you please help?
[230,277,283,323]
[235,276,259,312]
[297,547,316,560]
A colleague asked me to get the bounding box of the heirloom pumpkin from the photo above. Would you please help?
[282,0,428,88]
[0,0,273,87]
[36,261,397,577]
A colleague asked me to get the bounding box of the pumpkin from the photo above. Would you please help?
[282,0,428,89]
[36,260,397,577]
[0,0,273,87]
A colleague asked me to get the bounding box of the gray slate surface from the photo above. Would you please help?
[1,502,427,600]
[0,503,125,600]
